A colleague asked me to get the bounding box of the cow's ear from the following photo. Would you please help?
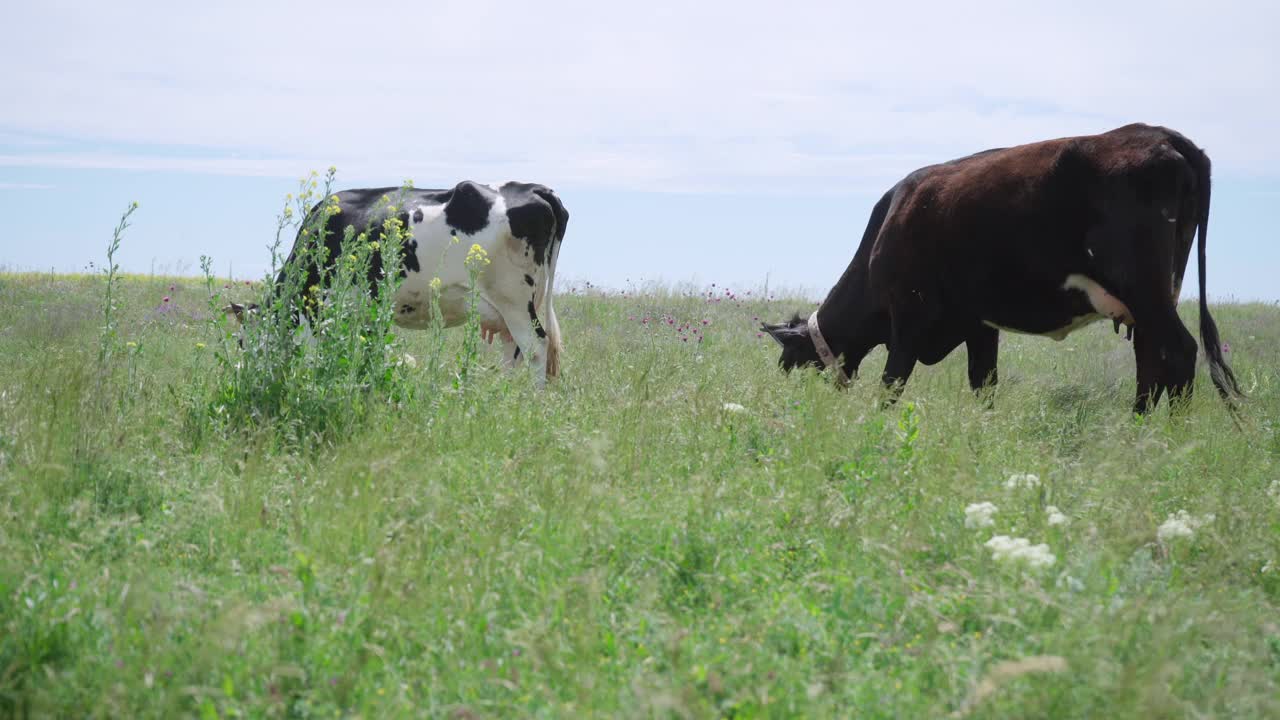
[762,321,804,347]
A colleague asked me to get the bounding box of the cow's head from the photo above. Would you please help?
[222,302,260,325]
[761,314,822,372]
[222,302,260,349]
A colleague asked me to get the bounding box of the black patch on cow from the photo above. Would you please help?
[444,181,494,235]
[528,299,547,339]
[506,201,553,265]
[500,182,569,267]
[381,210,418,278]
[412,208,423,224]
[275,186,452,296]
[524,274,535,286]
[401,237,420,274]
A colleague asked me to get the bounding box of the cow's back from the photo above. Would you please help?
[865,124,1202,328]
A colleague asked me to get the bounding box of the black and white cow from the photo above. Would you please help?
[764,124,1241,413]
[246,181,568,385]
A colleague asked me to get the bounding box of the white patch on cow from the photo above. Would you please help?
[982,274,1135,342]
[391,185,558,386]
[1062,274,1134,325]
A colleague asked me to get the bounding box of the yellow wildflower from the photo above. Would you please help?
[430,277,442,291]
[465,243,491,269]
[195,342,206,350]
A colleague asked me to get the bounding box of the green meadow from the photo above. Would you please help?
[2,249,1279,716]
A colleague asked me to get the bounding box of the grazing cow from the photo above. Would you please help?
[235,181,568,385]
[764,124,1240,413]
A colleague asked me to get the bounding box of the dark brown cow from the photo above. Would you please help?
[764,124,1241,413]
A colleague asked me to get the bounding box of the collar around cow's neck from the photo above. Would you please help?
[807,310,850,387]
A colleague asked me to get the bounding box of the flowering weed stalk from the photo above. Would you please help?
[97,202,139,368]
[454,242,490,388]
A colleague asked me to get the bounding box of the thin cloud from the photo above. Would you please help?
[0,152,304,178]
[1,1,1276,192]
[0,182,55,190]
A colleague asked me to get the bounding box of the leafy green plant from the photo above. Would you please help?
[198,170,416,443]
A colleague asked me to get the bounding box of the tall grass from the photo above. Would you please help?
[0,205,1277,717]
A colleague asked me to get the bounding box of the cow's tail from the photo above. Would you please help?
[534,189,568,379]
[543,240,563,379]
[1167,132,1241,403]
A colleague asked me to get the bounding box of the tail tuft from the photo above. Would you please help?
[1165,130,1242,405]
[545,309,561,378]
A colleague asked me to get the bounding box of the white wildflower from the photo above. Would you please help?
[965,502,998,529]
[985,535,1056,569]
[1157,514,1194,541]
[1156,510,1214,542]
[402,353,417,369]
[1046,506,1068,526]
[722,402,746,413]
[1005,473,1040,490]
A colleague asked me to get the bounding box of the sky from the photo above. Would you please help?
[1,0,1277,300]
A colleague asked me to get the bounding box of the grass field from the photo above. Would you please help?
[2,263,1279,718]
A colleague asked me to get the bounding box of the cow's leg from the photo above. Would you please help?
[500,334,522,370]
[1133,304,1197,413]
[481,326,521,370]
[880,297,934,407]
[881,348,918,407]
[1111,185,1198,413]
[880,325,918,406]
[1164,317,1198,408]
[966,323,999,406]
[1132,323,1164,414]
[497,297,550,388]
